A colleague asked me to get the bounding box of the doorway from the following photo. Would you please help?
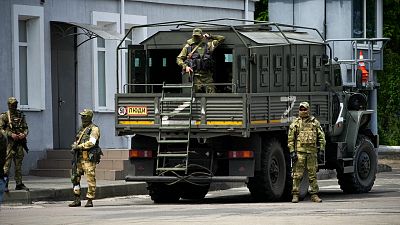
[51,22,77,149]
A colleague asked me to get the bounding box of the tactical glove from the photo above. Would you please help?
[71,143,80,151]
[290,151,298,163]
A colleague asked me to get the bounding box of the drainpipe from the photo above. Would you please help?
[370,0,383,135]
[244,0,249,24]
[119,0,125,94]
[292,0,295,25]
[324,0,327,39]
[120,0,125,35]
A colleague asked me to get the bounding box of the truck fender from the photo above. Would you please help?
[340,110,373,155]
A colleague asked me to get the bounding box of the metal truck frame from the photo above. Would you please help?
[115,19,389,203]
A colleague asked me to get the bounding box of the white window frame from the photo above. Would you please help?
[92,12,120,112]
[12,5,45,111]
[92,11,147,112]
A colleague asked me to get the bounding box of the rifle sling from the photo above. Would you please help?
[188,41,204,58]
[7,111,12,130]
[76,126,90,147]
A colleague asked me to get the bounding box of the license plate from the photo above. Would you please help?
[127,106,148,116]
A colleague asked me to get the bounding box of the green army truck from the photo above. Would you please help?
[115,19,388,203]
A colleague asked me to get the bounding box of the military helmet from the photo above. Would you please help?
[7,97,18,104]
[192,28,202,36]
[79,109,93,117]
[299,102,310,110]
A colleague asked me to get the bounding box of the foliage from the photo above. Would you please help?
[255,0,268,21]
[382,0,400,51]
[378,49,400,145]
[377,0,400,144]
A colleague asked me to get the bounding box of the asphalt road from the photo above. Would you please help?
[1,169,399,225]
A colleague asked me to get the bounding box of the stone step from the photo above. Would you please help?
[96,169,126,180]
[30,149,132,180]
[46,150,73,159]
[29,169,126,180]
[96,159,130,170]
[30,169,71,178]
[102,149,130,159]
[37,159,72,169]
[37,159,130,170]
[46,149,130,160]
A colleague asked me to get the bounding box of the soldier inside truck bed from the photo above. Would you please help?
[176,28,225,93]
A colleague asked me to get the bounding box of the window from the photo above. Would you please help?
[92,12,119,111]
[352,0,377,38]
[13,5,45,110]
[92,12,147,111]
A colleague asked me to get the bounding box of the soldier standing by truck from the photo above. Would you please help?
[288,102,326,203]
[176,28,225,93]
[1,97,29,192]
[69,109,102,207]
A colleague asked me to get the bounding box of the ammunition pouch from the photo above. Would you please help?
[88,147,103,164]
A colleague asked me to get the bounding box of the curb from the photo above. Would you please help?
[378,146,400,153]
[2,182,148,204]
[2,182,246,205]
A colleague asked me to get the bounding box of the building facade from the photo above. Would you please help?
[269,0,385,135]
[0,0,257,174]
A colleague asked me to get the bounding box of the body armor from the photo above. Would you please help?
[185,42,214,72]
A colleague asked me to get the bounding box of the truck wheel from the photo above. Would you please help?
[337,135,377,193]
[247,139,287,201]
[181,184,210,200]
[147,182,181,203]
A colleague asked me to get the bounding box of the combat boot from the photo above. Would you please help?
[311,194,322,203]
[69,195,81,207]
[15,183,29,191]
[85,198,93,207]
[291,195,299,203]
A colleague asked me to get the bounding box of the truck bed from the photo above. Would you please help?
[115,92,330,138]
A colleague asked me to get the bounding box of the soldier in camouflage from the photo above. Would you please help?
[0,97,29,192]
[177,28,225,93]
[288,102,326,203]
[69,109,101,207]
[0,121,7,203]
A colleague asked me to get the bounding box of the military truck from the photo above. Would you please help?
[115,19,388,203]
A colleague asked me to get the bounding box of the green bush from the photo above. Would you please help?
[378,49,400,145]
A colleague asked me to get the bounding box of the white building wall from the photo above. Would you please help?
[0,0,257,174]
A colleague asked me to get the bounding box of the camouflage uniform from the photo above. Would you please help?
[0,126,7,202]
[288,102,326,203]
[69,109,101,207]
[0,97,29,191]
[177,28,225,93]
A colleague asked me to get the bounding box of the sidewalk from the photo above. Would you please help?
[1,148,398,205]
[2,176,148,204]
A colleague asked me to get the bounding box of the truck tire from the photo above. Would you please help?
[247,139,287,202]
[181,184,210,200]
[147,182,181,203]
[337,135,377,193]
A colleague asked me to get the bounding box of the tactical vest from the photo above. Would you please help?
[295,117,318,145]
[77,124,100,149]
[185,42,214,72]
[7,110,26,133]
